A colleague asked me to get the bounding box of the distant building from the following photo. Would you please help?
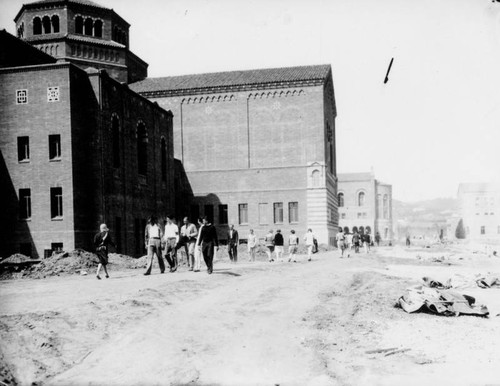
[130,65,339,245]
[457,183,500,242]
[0,1,173,259]
[337,172,393,241]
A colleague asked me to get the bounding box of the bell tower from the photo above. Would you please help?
[13,0,148,83]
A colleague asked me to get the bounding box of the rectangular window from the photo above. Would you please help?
[259,203,268,225]
[191,205,199,222]
[357,212,362,219]
[16,89,28,104]
[49,134,61,160]
[480,226,485,235]
[20,243,32,257]
[115,217,122,252]
[341,213,346,219]
[239,204,248,225]
[17,136,30,162]
[51,242,63,254]
[204,205,214,222]
[19,188,31,220]
[288,202,298,223]
[274,202,283,224]
[47,86,60,102]
[218,204,228,225]
[50,187,63,219]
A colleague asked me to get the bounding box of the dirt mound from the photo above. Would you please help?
[0,253,33,264]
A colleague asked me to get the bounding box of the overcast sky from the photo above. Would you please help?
[2,0,500,202]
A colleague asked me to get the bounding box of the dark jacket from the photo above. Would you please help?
[227,229,239,245]
[273,232,284,246]
[198,224,219,246]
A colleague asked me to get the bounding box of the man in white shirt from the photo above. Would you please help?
[163,216,179,272]
[180,217,198,271]
[144,215,165,275]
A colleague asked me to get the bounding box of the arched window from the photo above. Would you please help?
[338,192,344,207]
[75,16,83,34]
[137,122,148,176]
[383,195,389,219]
[33,17,42,35]
[17,22,24,38]
[312,169,320,187]
[358,191,365,206]
[352,226,358,234]
[359,226,365,235]
[113,26,119,41]
[84,18,93,36]
[343,226,350,234]
[366,226,372,234]
[112,115,120,168]
[51,15,59,33]
[94,20,102,37]
[161,137,167,182]
[42,16,51,34]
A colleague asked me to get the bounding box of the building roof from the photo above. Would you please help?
[337,172,374,182]
[457,183,500,195]
[0,29,57,68]
[129,64,332,96]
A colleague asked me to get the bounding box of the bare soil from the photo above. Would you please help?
[0,244,499,386]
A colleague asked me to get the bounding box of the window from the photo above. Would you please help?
[33,17,42,35]
[112,115,120,168]
[383,194,389,219]
[75,16,83,34]
[51,15,59,33]
[289,202,298,223]
[115,217,122,251]
[480,226,485,235]
[341,213,346,219]
[16,89,28,104]
[17,22,24,38]
[94,20,102,37]
[191,205,199,221]
[20,243,32,257]
[137,122,148,176]
[274,202,283,224]
[357,212,362,219]
[50,187,63,219]
[49,135,61,160]
[47,86,59,102]
[358,192,365,206]
[366,226,372,234]
[312,169,320,187]
[338,192,344,207]
[219,205,228,225]
[42,15,51,34]
[19,189,31,220]
[51,243,63,254]
[259,203,268,225]
[17,136,29,162]
[161,137,167,181]
[239,204,248,225]
[84,18,93,35]
[204,205,214,223]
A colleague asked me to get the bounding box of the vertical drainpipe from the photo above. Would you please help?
[247,94,250,168]
[180,99,184,164]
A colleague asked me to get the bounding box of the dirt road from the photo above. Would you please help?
[1,246,500,385]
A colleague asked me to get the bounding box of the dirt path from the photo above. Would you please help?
[1,247,500,385]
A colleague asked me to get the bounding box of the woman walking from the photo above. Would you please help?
[264,230,275,262]
[193,218,204,272]
[247,229,257,262]
[94,223,115,279]
[303,228,316,262]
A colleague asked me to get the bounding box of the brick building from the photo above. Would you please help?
[0,15,173,258]
[337,172,393,241]
[457,183,500,243]
[130,66,339,244]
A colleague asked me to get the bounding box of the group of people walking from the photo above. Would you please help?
[335,228,374,258]
[92,217,319,279]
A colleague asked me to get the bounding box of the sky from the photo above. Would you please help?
[2,0,500,202]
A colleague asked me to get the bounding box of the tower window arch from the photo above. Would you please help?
[161,137,167,182]
[358,191,365,206]
[338,192,344,207]
[75,16,83,34]
[42,15,51,34]
[33,17,42,35]
[51,15,59,33]
[112,115,120,168]
[137,122,148,176]
[17,22,25,38]
[94,20,102,37]
[84,18,93,36]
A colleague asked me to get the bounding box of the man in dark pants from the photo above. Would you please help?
[227,224,239,263]
[196,216,219,274]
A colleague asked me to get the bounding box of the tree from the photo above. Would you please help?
[455,219,466,239]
